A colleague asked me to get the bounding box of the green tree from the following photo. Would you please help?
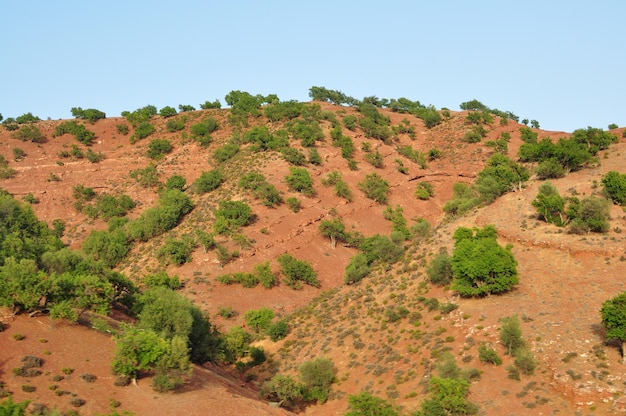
[112,326,170,379]
[499,315,526,356]
[213,200,253,234]
[299,357,335,403]
[146,139,173,160]
[418,377,479,416]
[344,253,371,284]
[602,171,626,205]
[277,253,319,289]
[426,248,453,286]
[285,167,315,196]
[451,225,518,297]
[601,292,626,363]
[261,374,303,409]
[243,307,275,333]
[532,182,566,226]
[192,169,224,194]
[318,217,347,248]
[345,391,400,416]
[358,173,390,203]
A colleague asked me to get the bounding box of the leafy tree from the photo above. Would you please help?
[178,104,195,112]
[569,196,611,234]
[318,217,347,248]
[267,319,288,341]
[157,237,194,265]
[130,121,156,143]
[165,174,186,191]
[200,99,221,109]
[359,234,404,265]
[459,99,489,111]
[282,147,308,165]
[426,248,453,285]
[344,253,371,284]
[499,315,526,356]
[475,154,528,202]
[299,357,335,403]
[112,325,170,379]
[602,170,626,205]
[159,106,177,117]
[0,258,49,312]
[71,107,106,122]
[417,377,479,416]
[358,173,390,203]
[277,253,319,289]
[261,374,303,408]
[532,182,566,226]
[601,292,626,363]
[213,200,253,234]
[82,229,129,268]
[285,167,315,196]
[11,124,46,143]
[451,225,518,297]
[213,142,240,163]
[146,139,172,160]
[345,391,400,416]
[125,190,193,242]
[143,271,182,290]
[264,100,304,122]
[243,307,274,333]
[535,158,566,179]
[192,169,224,194]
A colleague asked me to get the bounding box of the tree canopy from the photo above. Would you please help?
[451,225,518,297]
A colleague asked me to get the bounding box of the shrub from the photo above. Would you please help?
[451,225,518,297]
[535,158,566,180]
[267,320,288,341]
[602,171,626,205]
[130,121,156,143]
[514,348,537,375]
[285,167,315,196]
[213,200,253,234]
[85,149,105,163]
[159,106,177,118]
[261,374,303,409]
[15,112,41,123]
[426,248,453,285]
[358,173,390,203]
[166,118,185,132]
[359,234,403,265]
[499,315,525,356]
[192,169,224,194]
[12,147,25,161]
[11,124,46,143]
[415,182,434,200]
[158,237,194,265]
[200,100,221,109]
[286,197,301,213]
[130,163,160,188]
[478,344,502,365]
[244,307,274,333]
[116,123,129,135]
[277,254,319,289]
[213,142,240,163]
[165,174,186,191]
[146,139,173,160]
[282,147,307,165]
[299,357,335,403]
[344,253,371,284]
[254,261,277,288]
[308,148,322,165]
[364,150,384,168]
[71,107,106,122]
[178,104,195,112]
[345,392,400,416]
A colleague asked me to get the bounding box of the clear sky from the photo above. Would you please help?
[1,0,624,132]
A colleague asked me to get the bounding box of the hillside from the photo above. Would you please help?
[0,97,625,415]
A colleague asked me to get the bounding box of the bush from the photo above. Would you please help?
[277,254,319,289]
[345,391,400,416]
[116,123,129,135]
[166,118,185,132]
[71,107,106,122]
[165,174,186,191]
[159,106,177,118]
[130,163,160,188]
[11,124,46,143]
[344,253,370,284]
[255,261,277,288]
[364,150,384,168]
[451,225,518,297]
[282,147,308,165]
[478,344,502,365]
[146,139,173,160]
[602,171,626,205]
[192,169,224,194]
[267,320,288,341]
[415,182,434,200]
[499,315,525,356]
[285,167,315,196]
[213,142,240,163]
[213,200,253,234]
[130,122,156,143]
[299,357,335,403]
[535,158,566,180]
[200,100,221,109]
[426,248,453,285]
[286,197,301,213]
[358,173,390,203]
[158,237,194,265]
[244,307,274,332]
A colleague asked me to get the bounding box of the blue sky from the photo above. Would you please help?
[1,1,624,132]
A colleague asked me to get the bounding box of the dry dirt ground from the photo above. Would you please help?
[0,106,625,415]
